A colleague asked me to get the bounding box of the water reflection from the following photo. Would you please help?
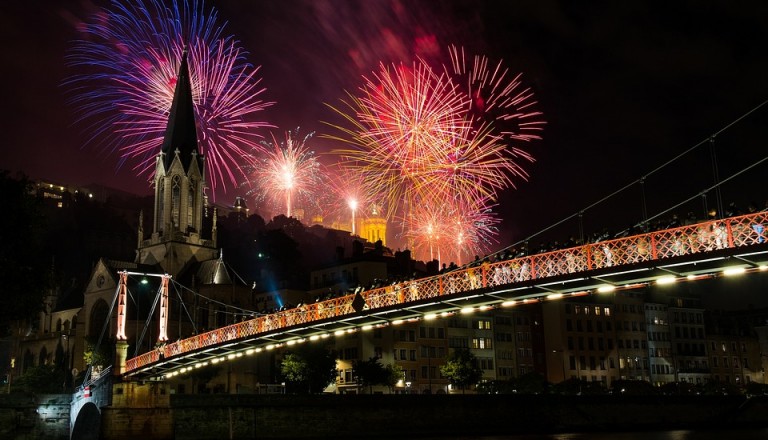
[425,429,768,440]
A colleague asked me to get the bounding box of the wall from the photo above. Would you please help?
[0,393,70,440]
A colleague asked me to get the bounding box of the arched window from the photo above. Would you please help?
[157,183,165,233]
[55,318,62,333]
[71,315,78,335]
[63,320,70,333]
[39,346,48,366]
[187,179,196,230]
[89,299,110,338]
[171,175,181,228]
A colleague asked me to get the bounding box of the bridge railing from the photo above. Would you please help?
[124,211,768,374]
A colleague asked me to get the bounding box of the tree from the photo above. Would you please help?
[384,363,404,393]
[439,348,483,393]
[280,344,337,394]
[352,357,388,394]
[11,364,66,394]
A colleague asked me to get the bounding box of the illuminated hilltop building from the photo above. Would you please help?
[359,203,387,247]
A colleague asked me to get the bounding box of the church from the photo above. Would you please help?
[13,50,256,387]
[11,48,408,396]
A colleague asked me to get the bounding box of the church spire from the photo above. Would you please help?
[160,48,201,173]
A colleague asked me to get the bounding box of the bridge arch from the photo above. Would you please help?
[71,401,100,440]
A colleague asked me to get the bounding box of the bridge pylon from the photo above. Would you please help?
[115,340,129,377]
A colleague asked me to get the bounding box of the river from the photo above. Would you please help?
[425,429,768,440]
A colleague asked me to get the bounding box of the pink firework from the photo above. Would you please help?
[66,0,274,197]
[327,59,470,220]
[248,129,324,220]
[404,195,499,264]
[324,163,378,232]
[448,45,545,165]
[325,45,544,257]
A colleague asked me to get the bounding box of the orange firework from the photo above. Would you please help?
[325,50,544,259]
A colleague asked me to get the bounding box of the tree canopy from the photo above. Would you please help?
[352,357,388,393]
[280,343,337,394]
[439,348,483,393]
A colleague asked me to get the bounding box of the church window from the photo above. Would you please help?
[187,180,196,228]
[157,183,165,232]
[172,175,181,228]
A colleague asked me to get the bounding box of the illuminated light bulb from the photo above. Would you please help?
[392,319,404,325]
[597,286,615,293]
[460,307,474,314]
[362,325,373,331]
[424,314,437,321]
[546,293,563,300]
[501,301,516,307]
[657,276,676,285]
[723,267,746,277]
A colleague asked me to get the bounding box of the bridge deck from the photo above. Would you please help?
[124,212,768,379]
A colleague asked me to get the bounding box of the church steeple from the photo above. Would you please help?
[160,48,201,173]
[136,48,216,277]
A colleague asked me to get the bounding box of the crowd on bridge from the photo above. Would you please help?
[247,201,768,319]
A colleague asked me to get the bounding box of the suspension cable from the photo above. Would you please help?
[640,155,768,227]
[506,99,768,250]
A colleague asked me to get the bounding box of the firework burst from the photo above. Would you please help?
[326,59,470,220]
[404,195,499,264]
[323,163,377,230]
[448,45,545,144]
[246,129,324,220]
[65,0,274,196]
[326,50,544,259]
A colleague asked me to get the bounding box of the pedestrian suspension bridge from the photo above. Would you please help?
[119,210,768,380]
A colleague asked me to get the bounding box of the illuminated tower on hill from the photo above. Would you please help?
[360,203,387,246]
[135,49,218,276]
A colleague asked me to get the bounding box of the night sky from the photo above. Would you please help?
[2,0,768,249]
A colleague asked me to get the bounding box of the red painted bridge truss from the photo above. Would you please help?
[125,211,768,374]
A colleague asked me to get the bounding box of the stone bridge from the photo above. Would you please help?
[70,366,113,439]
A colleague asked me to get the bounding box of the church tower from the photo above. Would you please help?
[136,49,217,276]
